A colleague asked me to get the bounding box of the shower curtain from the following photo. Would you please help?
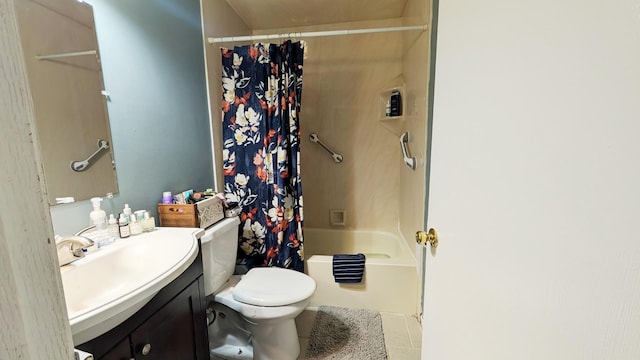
[221,41,305,272]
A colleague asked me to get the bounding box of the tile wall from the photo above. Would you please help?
[254,19,406,231]
[203,0,431,243]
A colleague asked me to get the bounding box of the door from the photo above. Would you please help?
[422,0,640,359]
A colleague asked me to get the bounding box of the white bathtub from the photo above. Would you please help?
[304,228,418,315]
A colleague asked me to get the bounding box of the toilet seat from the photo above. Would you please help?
[232,267,316,307]
[215,289,310,321]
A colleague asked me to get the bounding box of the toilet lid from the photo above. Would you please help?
[232,267,316,307]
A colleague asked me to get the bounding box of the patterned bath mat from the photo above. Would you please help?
[305,306,388,360]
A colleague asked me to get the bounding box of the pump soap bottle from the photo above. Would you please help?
[90,197,107,230]
[90,197,115,247]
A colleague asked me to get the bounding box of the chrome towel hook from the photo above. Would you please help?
[309,133,343,163]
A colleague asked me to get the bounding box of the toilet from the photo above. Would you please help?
[201,217,316,360]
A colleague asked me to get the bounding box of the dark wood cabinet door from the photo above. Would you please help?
[130,281,207,360]
[99,338,132,360]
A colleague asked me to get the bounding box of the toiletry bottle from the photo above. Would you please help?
[134,210,146,221]
[89,197,107,231]
[130,216,143,236]
[123,204,132,222]
[162,191,172,204]
[142,211,156,232]
[390,90,402,116]
[118,213,130,238]
[107,214,119,239]
[385,99,391,117]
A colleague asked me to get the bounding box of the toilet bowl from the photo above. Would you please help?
[202,217,316,360]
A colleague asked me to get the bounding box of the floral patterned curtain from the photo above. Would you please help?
[221,41,305,272]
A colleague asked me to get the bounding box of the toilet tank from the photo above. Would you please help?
[200,216,240,296]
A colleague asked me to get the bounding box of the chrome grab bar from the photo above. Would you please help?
[70,139,109,172]
[400,132,416,170]
[309,133,343,163]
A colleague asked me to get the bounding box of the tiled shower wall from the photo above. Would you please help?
[253,19,405,232]
[203,1,431,242]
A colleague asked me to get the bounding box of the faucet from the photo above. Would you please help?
[56,235,95,266]
[75,225,96,236]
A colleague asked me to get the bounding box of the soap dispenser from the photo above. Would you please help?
[89,197,107,230]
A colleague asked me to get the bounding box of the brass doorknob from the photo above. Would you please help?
[416,228,438,249]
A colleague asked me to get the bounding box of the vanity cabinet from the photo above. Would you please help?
[100,339,130,360]
[129,281,203,359]
[78,251,209,360]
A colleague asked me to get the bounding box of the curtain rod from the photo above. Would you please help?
[208,24,428,44]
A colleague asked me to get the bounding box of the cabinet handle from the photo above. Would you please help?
[141,343,152,356]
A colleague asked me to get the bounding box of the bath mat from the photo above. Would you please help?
[305,306,388,360]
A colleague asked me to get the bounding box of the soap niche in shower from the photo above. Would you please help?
[378,77,406,135]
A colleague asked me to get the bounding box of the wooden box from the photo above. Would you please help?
[157,196,224,228]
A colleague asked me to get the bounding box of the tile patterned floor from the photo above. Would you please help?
[295,307,422,360]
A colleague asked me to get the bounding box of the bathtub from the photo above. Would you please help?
[304,228,418,315]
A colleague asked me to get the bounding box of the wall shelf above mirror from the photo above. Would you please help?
[15,0,118,205]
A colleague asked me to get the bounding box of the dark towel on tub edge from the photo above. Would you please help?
[332,253,366,283]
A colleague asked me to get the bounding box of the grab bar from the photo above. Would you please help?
[70,139,109,172]
[399,132,416,170]
[309,133,343,163]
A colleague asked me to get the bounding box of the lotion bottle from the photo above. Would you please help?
[142,211,156,232]
[130,216,143,236]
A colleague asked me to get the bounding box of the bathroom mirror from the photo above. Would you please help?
[15,0,118,205]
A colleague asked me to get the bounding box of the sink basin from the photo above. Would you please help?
[60,227,203,344]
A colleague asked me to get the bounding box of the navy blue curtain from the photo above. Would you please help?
[221,41,305,272]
